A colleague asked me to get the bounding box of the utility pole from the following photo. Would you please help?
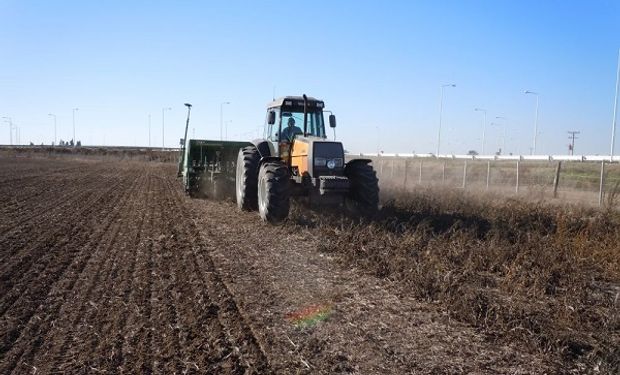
[72,108,79,146]
[611,48,620,161]
[48,114,57,146]
[567,130,580,155]
[1,117,12,145]
[525,90,540,154]
[162,107,171,150]
[437,84,456,155]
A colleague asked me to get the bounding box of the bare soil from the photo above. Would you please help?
[0,156,613,374]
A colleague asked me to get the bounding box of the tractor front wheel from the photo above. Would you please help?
[344,160,379,216]
[257,160,290,223]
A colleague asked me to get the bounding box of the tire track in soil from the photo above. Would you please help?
[0,169,143,374]
[162,177,272,374]
[157,176,247,374]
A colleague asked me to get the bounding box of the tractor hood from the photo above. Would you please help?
[290,136,345,178]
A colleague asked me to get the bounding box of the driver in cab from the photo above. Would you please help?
[280,117,302,142]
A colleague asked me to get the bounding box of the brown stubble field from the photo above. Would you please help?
[0,153,618,374]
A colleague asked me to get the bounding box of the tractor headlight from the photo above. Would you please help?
[327,159,336,169]
[315,157,327,167]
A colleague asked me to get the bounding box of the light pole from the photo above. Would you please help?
[525,90,539,154]
[437,84,456,155]
[161,107,171,150]
[72,108,79,145]
[495,116,507,153]
[474,108,487,154]
[490,122,503,154]
[611,48,620,160]
[225,120,233,140]
[48,113,57,146]
[1,117,12,145]
[220,102,230,141]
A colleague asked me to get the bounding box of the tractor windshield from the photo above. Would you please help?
[281,110,325,140]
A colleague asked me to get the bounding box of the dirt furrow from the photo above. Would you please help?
[0,173,125,316]
[0,172,140,374]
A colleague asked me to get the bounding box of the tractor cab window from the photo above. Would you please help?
[280,110,325,141]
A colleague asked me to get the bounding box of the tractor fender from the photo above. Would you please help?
[259,156,282,166]
[346,158,373,167]
[252,139,272,158]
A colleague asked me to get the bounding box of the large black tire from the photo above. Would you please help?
[236,146,260,210]
[257,160,290,223]
[344,160,379,215]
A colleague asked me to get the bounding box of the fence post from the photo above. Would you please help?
[462,160,467,189]
[599,160,606,206]
[403,159,409,189]
[516,160,520,194]
[552,161,562,198]
[486,161,491,190]
[442,160,446,184]
[418,160,423,185]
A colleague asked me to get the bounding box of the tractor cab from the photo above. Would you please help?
[263,96,332,158]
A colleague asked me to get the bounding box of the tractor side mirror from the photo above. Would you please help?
[329,114,336,128]
[268,111,276,125]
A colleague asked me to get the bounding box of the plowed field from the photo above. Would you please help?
[0,157,572,374]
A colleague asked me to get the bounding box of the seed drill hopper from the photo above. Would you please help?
[178,103,252,198]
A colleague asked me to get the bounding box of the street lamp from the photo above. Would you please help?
[611,48,620,160]
[437,84,456,155]
[524,90,539,154]
[220,102,230,141]
[2,117,12,145]
[474,108,487,154]
[495,116,507,153]
[72,108,79,146]
[490,122,504,154]
[225,120,233,140]
[48,114,57,146]
[161,107,171,149]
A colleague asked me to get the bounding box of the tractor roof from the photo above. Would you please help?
[267,96,325,109]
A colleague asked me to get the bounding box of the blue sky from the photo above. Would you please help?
[1,0,619,155]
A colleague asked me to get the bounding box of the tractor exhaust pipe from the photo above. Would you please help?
[302,94,308,137]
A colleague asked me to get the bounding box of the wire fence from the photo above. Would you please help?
[356,156,620,207]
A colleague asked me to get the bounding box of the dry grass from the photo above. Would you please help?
[291,187,620,373]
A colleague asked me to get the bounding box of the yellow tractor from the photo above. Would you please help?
[235,95,379,223]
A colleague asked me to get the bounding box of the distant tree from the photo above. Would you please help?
[70,139,74,146]
[467,150,479,156]
[76,140,81,147]
[29,142,34,146]
[59,140,65,146]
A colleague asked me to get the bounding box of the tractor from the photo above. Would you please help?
[235,95,379,223]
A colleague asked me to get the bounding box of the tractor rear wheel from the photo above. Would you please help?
[257,160,290,223]
[344,160,379,216]
[236,146,260,210]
